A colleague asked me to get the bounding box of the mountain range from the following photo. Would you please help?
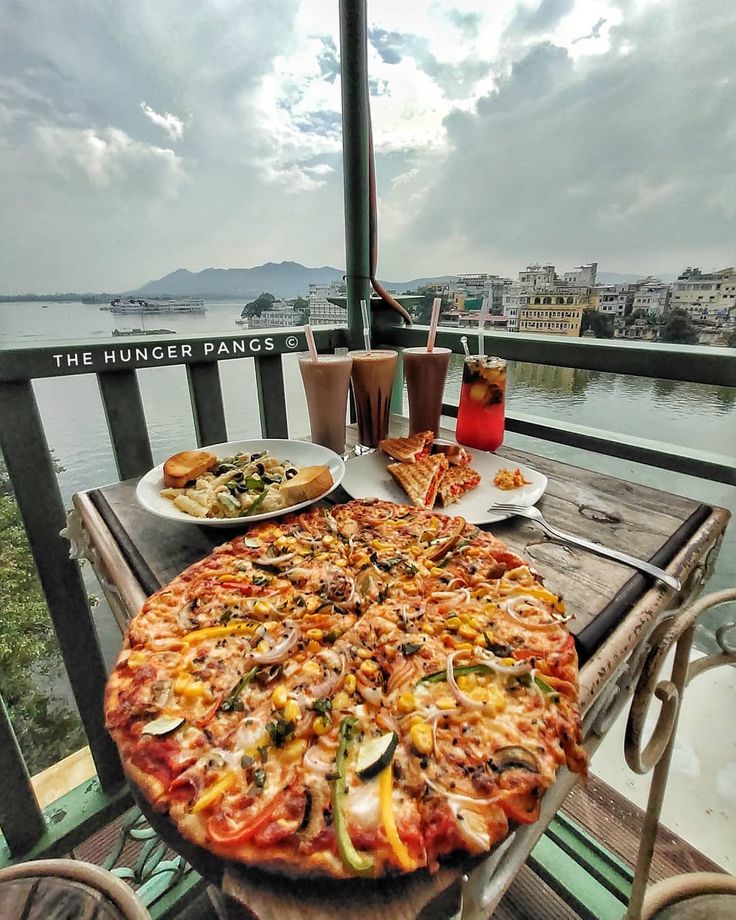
[130,261,676,299]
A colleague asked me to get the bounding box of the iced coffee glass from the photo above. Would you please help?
[298,354,353,455]
[455,356,506,452]
[403,346,451,436]
[347,350,398,451]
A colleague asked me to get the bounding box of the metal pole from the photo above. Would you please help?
[339,0,372,350]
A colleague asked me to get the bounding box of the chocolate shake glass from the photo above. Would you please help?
[402,346,451,436]
[347,350,398,452]
[298,354,353,455]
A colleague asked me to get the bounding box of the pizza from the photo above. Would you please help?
[105,499,586,879]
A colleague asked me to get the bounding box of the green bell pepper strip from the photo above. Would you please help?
[331,717,374,875]
[417,663,495,685]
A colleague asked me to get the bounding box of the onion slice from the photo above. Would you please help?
[255,552,296,567]
[251,622,299,664]
[446,652,485,710]
[475,650,532,677]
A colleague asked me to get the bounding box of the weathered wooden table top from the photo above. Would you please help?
[72,421,730,920]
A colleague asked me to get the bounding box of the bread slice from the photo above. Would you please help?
[379,431,434,463]
[387,454,448,508]
[437,465,481,507]
[163,450,218,489]
[279,465,333,503]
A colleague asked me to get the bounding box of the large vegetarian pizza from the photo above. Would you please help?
[105,499,587,879]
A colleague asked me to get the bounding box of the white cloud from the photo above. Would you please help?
[140,102,185,140]
[35,125,186,198]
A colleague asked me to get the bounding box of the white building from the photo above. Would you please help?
[449,273,511,314]
[669,267,736,321]
[595,284,634,317]
[308,280,347,326]
[503,263,594,332]
[631,278,670,316]
[563,262,598,287]
[242,299,301,329]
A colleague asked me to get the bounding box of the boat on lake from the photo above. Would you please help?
[107,297,206,315]
[112,327,176,337]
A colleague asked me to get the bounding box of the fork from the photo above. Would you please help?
[488,503,681,591]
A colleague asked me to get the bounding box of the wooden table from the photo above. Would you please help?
[71,426,730,919]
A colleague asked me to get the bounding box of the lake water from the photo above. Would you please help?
[1,299,734,665]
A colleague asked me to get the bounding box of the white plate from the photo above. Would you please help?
[136,439,345,528]
[341,448,546,524]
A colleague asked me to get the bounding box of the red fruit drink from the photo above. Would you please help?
[455,356,506,452]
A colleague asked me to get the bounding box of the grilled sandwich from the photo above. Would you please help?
[437,465,481,507]
[379,431,434,464]
[387,454,448,507]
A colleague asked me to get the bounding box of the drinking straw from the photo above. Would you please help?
[304,324,319,363]
[360,298,372,352]
[460,336,470,357]
[426,297,441,352]
[477,304,489,357]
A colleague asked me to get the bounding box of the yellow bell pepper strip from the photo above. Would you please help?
[331,717,374,875]
[181,623,256,645]
[191,769,238,814]
[378,765,414,871]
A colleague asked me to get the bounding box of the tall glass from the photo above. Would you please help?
[455,356,506,452]
[402,346,451,436]
[347,350,398,451]
[298,354,353,455]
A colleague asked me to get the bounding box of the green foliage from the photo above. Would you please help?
[243,292,276,317]
[661,308,699,345]
[625,308,665,327]
[293,296,310,325]
[581,309,614,338]
[0,451,84,774]
[407,285,451,324]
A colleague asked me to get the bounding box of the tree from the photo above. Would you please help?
[0,451,84,774]
[243,292,276,317]
[581,309,614,338]
[409,286,451,324]
[292,296,310,325]
[661,308,699,345]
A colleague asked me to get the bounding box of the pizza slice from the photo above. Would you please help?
[387,454,448,507]
[379,430,434,463]
[437,465,481,507]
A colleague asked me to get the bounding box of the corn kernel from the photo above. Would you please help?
[332,691,349,710]
[468,617,482,631]
[306,628,324,641]
[271,685,288,708]
[502,657,516,666]
[343,674,356,694]
[421,624,436,636]
[306,597,321,612]
[307,639,320,653]
[256,640,270,653]
[322,534,334,545]
[446,617,461,630]
[436,696,456,710]
[474,634,487,648]
[303,661,322,678]
[281,738,307,762]
[455,642,474,652]
[357,648,372,659]
[396,692,416,714]
[315,552,329,561]
[458,624,478,640]
[456,673,477,691]
[254,600,271,617]
[486,687,506,713]
[410,722,433,756]
[335,558,347,567]
[313,715,331,735]
[408,713,425,727]
[174,674,191,694]
[127,651,147,668]
[431,567,444,576]
[360,659,379,674]
[283,699,301,722]
[275,535,290,549]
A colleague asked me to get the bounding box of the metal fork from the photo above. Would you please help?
[488,503,681,591]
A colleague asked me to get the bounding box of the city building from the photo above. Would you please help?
[308,280,348,325]
[241,298,302,328]
[631,277,670,316]
[669,267,736,321]
[563,262,598,287]
[503,263,592,334]
[614,317,662,341]
[594,284,635,317]
[449,273,511,314]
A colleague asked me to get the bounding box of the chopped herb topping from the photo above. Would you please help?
[310,697,333,717]
[220,666,258,712]
[253,768,266,789]
[266,716,296,748]
[399,642,422,657]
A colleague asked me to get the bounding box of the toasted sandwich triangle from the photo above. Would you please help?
[379,431,434,463]
[437,465,481,507]
[387,454,448,507]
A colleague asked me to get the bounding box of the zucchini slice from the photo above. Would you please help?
[356,731,398,780]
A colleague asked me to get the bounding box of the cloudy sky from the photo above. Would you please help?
[1,0,734,292]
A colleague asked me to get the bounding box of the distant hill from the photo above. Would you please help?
[132,262,457,299]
